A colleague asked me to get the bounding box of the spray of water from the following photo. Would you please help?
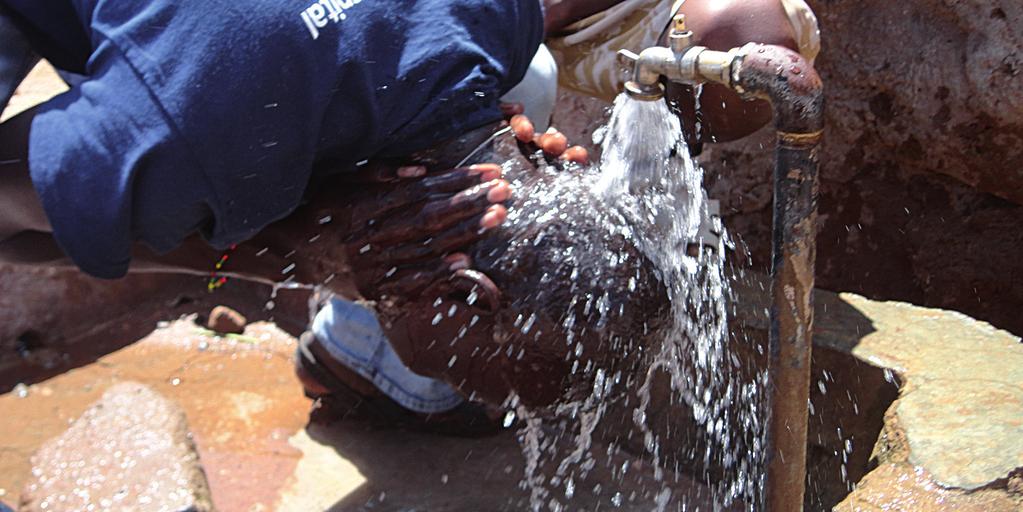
[510,95,767,511]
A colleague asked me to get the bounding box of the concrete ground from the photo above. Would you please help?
[1,315,729,511]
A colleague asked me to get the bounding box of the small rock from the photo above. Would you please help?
[19,382,214,512]
[207,305,247,334]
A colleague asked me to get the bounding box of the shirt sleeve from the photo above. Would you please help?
[27,43,213,279]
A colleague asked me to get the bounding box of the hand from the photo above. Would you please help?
[245,161,511,303]
[344,163,511,301]
[668,0,802,145]
[372,128,575,407]
[500,102,590,165]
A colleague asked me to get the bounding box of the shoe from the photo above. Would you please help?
[294,331,506,437]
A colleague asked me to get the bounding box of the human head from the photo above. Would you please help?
[376,134,671,408]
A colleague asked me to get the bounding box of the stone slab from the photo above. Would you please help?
[898,380,1023,490]
[835,463,1021,512]
[19,382,213,512]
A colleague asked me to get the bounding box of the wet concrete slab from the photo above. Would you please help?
[277,421,736,511]
[1,318,311,511]
[20,382,213,512]
[2,316,735,511]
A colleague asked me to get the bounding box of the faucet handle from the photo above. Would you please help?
[673,14,687,32]
[669,14,695,53]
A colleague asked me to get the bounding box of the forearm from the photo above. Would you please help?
[0,107,68,267]
[542,0,625,35]
[0,107,50,240]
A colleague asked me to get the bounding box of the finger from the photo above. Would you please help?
[350,165,503,227]
[537,130,568,157]
[343,160,428,183]
[500,102,525,118]
[445,252,472,270]
[418,164,503,197]
[510,115,535,143]
[480,204,507,230]
[397,165,427,178]
[375,258,460,299]
[419,180,511,229]
[559,145,590,165]
[377,209,503,265]
[360,179,511,246]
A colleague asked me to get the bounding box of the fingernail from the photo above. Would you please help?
[446,253,470,270]
[397,165,427,178]
[480,212,497,229]
[486,181,511,202]
[469,163,501,177]
[479,205,507,229]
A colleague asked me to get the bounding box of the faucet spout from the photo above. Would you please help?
[616,14,743,101]
[617,45,743,101]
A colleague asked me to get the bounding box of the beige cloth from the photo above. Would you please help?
[546,0,819,102]
[781,0,820,63]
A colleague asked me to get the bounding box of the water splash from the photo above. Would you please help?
[510,94,766,510]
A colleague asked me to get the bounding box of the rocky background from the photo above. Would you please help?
[555,0,1023,335]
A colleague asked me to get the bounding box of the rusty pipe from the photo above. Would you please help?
[617,33,824,510]
[732,43,823,512]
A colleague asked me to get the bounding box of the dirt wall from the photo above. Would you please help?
[556,0,1023,335]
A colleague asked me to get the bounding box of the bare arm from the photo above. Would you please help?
[542,0,625,35]
[0,107,49,239]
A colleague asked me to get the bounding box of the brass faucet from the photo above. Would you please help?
[616,15,744,101]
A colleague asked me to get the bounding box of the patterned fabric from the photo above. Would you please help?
[547,0,680,102]
[547,0,819,103]
[781,0,820,63]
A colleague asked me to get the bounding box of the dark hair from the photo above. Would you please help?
[468,144,671,407]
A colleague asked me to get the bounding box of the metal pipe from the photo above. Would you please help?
[732,43,823,512]
[617,24,824,510]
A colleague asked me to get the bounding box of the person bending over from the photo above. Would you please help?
[0,0,580,430]
[295,0,821,435]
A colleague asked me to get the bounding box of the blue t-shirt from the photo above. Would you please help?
[4,0,542,278]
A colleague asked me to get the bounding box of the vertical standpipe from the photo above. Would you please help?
[731,43,824,511]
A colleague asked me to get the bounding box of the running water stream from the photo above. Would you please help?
[510,95,767,511]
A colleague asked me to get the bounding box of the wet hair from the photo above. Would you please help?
[469,155,671,407]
